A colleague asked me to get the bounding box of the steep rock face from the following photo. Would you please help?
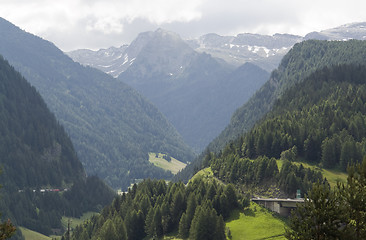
[189,33,302,71]
[193,22,366,72]
[0,17,195,189]
[67,45,128,77]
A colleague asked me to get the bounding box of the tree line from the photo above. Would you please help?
[238,64,366,170]
[0,55,115,239]
[70,178,247,240]
[286,158,366,239]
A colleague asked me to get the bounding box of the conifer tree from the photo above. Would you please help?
[98,219,118,240]
[341,160,366,238]
[285,183,344,239]
[113,216,127,240]
[178,212,189,239]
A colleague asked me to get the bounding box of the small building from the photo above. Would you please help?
[252,198,304,217]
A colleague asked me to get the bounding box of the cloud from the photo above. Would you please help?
[0,0,365,51]
[0,0,205,50]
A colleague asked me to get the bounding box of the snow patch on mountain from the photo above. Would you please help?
[67,22,366,76]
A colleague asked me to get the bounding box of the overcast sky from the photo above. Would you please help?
[0,0,365,51]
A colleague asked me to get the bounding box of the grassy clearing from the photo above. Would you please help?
[188,167,225,186]
[148,153,187,174]
[20,212,98,240]
[19,227,52,240]
[276,160,347,188]
[61,212,98,230]
[226,202,287,240]
[189,167,214,181]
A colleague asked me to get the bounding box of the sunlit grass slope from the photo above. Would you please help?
[149,153,187,174]
[226,202,287,240]
[19,227,53,240]
[276,160,347,188]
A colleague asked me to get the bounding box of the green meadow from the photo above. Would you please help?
[148,153,187,174]
[19,227,53,240]
[226,202,287,240]
[276,160,347,188]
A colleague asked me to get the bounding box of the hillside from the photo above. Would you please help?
[198,63,366,199]
[226,203,287,240]
[69,178,243,240]
[241,64,366,169]
[175,40,366,183]
[208,40,366,158]
[0,56,115,239]
[0,56,83,190]
[67,65,366,240]
[0,17,195,189]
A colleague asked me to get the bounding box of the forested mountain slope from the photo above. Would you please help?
[241,64,366,168]
[209,40,366,156]
[68,63,366,240]
[70,178,244,240]
[0,56,83,190]
[205,63,366,196]
[0,17,195,189]
[176,40,366,182]
[0,56,115,239]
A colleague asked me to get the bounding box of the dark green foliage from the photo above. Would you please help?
[0,55,115,238]
[0,173,16,240]
[163,154,172,162]
[0,17,195,189]
[71,178,244,239]
[98,219,118,240]
[211,150,322,196]
[286,159,366,239]
[189,202,225,240]
[178,212,189,238]
[178,40,366,183]
[285,183,344,239]
[201,63,366,198]
[341,161,366,238]
[240,64,366,169]
[192,40,366,172]
[0,56,84,190]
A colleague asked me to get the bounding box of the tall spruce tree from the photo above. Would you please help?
[286,158,366,239]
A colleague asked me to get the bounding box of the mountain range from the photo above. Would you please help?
[67,22,366,153]
[1,15,366,240]
[68,31,301,74]
[69,29,270,151]
[68,38,366,240]
[0,17,195,190]
[67,22,366,76]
